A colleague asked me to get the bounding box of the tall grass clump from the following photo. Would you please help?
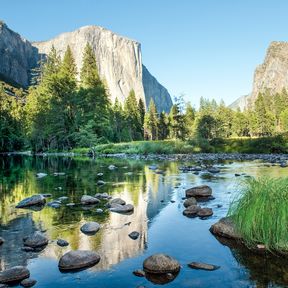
[228,177,288,253]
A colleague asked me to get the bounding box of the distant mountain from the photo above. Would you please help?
[230,41,288,111]
[0,22,172,112]
[228,94,251,111]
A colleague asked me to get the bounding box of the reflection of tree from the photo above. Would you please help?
[215,236,288,287]
[0,156,178,271]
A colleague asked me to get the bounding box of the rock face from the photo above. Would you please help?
[231,41,288,110]
[229,94,251,112]
[33,26,172,112]
[0,22,38,87]
[0,266,30,284]
[251,42,288,105]
[142,65,173,112]
[0,22,172,112]
[58,250,101,271]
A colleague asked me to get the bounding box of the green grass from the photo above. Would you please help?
[90,140,198,155]
[228,177,288,253]
[69,134,288,155]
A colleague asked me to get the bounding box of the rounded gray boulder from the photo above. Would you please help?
[23,231,48,248]
[58,250,101,271]
[80,222,100,235]
[0,266,30,284]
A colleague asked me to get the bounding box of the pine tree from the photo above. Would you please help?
[80,43,101,87]
[77,43,112,144]
[144,99,158,140]
[255,93,275,136]
[184,102,195,138]
[169,102,186,140]
[138,98,146,135]
[158,112,169,140]
[124,90,142,140]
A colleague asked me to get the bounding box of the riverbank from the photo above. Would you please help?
[3,151,288,167]
[72,136,288,156]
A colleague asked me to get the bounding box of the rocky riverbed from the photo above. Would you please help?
[1,155,288,287]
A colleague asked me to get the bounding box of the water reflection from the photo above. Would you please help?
[2,156,288,287]
[0,156,178,272]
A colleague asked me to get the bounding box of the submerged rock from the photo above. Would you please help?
[80,222,100,235]
[23,231,48,248]
[47,201,61,209]
[143,254,180,274]
[188,262,220,271]
[58,250,101,271]
[183,205,201,217]
[20,278,37,287]
[129,231,140,240]
[0,237,4,245]
[16,195,46,208]
[109,198,126,206]
[95,192,110,199]
[57,239,69,247]
[0,266,30,284]
[133,269,145,277]
[183,197,197,208]
[110,203,134,213]
[81,195,100,205]
[210,217,242,239]
[108,165,117,170]
[207,167,220,173]
[186,185,212,198]
[197,207,213,218]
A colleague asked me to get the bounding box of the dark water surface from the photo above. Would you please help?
[1,155,288,287]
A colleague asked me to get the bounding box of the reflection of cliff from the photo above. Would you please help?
[145,167,175,220]
[0,157,177,272]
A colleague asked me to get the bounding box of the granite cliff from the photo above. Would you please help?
[0,23,172,112]
[231,41,288,111]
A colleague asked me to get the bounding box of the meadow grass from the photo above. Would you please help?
[228,177,288,253]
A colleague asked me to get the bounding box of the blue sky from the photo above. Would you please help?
[2,0,288,106]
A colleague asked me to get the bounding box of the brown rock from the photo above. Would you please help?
[133,269,145,277]
[186,185,212,198]
[209,217,242,239]
[143,254,180,274]
[197,208,213,218]
[183,197,197,208]
[183,205,201,217]
[188,262,220,271]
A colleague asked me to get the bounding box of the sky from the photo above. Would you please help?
[2,0,288,106]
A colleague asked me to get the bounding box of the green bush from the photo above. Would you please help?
[228,177,288,253]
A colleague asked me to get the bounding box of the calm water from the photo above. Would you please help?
[1,155,288,288]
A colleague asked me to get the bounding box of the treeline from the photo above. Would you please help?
[1,44,288,152]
